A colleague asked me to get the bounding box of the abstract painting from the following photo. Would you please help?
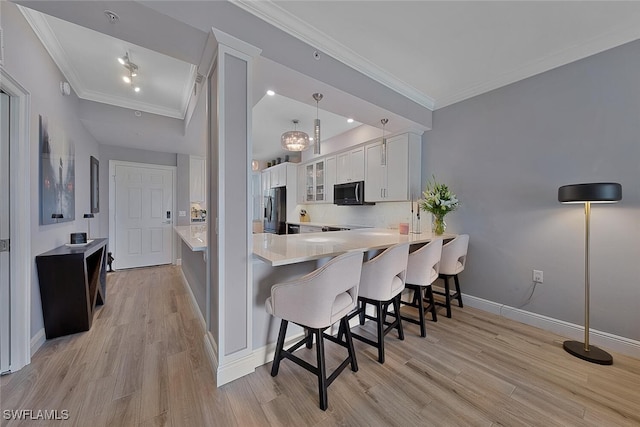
[40,115,75,224]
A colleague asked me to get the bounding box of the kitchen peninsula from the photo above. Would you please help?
[175,224,207,318]
[251,228,456,368]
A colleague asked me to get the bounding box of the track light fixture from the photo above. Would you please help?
[118,52,140,93]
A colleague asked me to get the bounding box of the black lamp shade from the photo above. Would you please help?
[558,182,622,203]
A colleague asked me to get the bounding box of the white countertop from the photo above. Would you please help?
[253,228,457,266]
[174,225,207,252]
[286,221,371,229]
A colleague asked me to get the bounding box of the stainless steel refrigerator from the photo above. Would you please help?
[264,186,287,234]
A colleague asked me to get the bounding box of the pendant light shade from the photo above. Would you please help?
[312,93,323,155]
[281,119,310,151]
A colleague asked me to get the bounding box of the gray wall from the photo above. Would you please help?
[2,3,101,337]
[180,241,206,317]
[423,40,640,341]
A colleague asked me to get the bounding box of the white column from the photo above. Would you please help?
[206,29,261,386]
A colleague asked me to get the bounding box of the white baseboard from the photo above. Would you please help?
[463,294,640,358]
[30,328,46,357]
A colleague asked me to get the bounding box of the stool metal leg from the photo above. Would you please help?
[376,301,385,363]
[342,318,358,372]
[426,285,437,322]
[393,295,404,341]
[416,287,426,337]
[271,320,288,377]
[454,275,464,307]
[315,329,328,410]
[443,276,452,318]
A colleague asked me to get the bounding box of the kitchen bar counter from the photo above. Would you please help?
[174,225,207,251]
[253,228,457,266]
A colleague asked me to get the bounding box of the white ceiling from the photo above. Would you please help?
[20,7,197,119]
[17,1,640,158]
[235,0,640,110]
[252,93,361,161]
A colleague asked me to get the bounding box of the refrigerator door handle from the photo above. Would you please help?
[267,196,272,222]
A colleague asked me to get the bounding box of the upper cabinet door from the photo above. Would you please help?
[385,135,410,201]
[350,147,365,182]
[336,151,350,184]
[365,141,385,202]
[315,159,325,202]
[305,163,315,202]
[325,155,337,204]
[336,147,365,184]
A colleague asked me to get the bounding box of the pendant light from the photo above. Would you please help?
[281,119,311,151]
[380,118,389,165]
[312,93,323,155]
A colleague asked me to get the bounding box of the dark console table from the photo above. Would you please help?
[36,238,108,339]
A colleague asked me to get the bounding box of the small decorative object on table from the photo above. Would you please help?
[300,209,309,222]
[419,176,459,235]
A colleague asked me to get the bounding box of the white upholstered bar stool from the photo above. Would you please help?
[266,251,363,411]
[400,238,443,337]
[347,243,409,364]
[434,234,469,318]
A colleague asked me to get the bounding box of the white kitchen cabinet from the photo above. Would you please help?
[262,170,271,193]
[302,158,328,203]
[324,155,337,204]
[336,147,364,184]
[269,162,288,188]
[190,156,206,202]
[364,133,422,202]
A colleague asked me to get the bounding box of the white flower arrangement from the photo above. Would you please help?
[419,177,459,217]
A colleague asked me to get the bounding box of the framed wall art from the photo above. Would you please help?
[90,156,99,213]
[39,115,75,224]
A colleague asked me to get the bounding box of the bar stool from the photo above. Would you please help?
[400,238,443,337]
[266,251,363,411]
[434,234,469,318]
[347,243,409,364]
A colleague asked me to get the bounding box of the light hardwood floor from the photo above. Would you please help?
[1,265,639,426]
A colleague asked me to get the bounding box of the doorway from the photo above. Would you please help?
[109,161,176,270]
[0,68,31,373]
[0,91,10,374]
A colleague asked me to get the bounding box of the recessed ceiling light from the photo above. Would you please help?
[134,87,140,93]
[347,118,354,123]
[309,137,314,141]
[134,111,142,117]
[123,76,131,83]
[266,90,275,96]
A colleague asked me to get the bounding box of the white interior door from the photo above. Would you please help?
[114,163,174,270]
[0,91,10,373]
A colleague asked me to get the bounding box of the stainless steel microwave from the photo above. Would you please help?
[334,181,374,205]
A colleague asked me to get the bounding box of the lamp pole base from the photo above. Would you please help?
[563,340,613,365]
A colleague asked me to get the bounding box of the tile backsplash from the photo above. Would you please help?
[296,201,427,229]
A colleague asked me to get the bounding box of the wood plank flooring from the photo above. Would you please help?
[1,265,639,426]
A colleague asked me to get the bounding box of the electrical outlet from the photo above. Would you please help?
[533,270,543,283]
[178,211,186,217]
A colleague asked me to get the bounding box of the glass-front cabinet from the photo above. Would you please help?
[303,158,327,203]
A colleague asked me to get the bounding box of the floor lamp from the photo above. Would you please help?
[558,182,622,365]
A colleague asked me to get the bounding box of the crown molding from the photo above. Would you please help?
[434,23,640,109]
[79,87,185,119]
[19,7,85,96]
[19,6,191,119]
[231,0,435,111]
